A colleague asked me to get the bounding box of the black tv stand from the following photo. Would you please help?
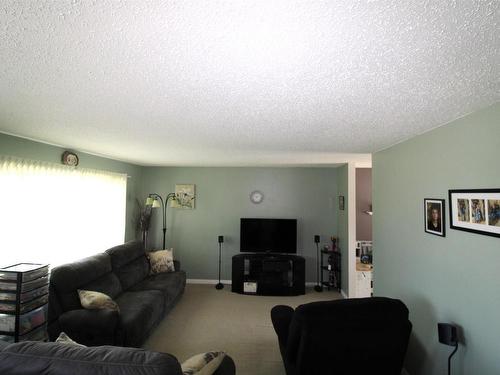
[231,253,305,296]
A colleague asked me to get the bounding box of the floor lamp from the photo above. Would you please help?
[215,236,224,290]
[145,193,176,249]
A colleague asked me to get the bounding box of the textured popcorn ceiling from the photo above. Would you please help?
[0,1,498,166]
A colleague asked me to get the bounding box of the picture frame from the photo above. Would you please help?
[339,196,345,210]
[171,184,196,209]
[449,189,500,238]
[424,198,446,237]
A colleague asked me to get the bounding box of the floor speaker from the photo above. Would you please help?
[314,235,322,292]
[216,236,224,290]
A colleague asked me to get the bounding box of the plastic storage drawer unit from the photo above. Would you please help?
[0,263,49,343]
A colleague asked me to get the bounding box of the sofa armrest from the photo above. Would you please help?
[271,305,294,348]
[0,342,182,375]
[59,309,120,346]
[174,260,181,271]
[213,355,236,375]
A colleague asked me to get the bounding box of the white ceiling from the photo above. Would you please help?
[0,1,498,166]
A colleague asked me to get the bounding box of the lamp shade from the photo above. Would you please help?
[152,199,161,208]
[145,197,154,206]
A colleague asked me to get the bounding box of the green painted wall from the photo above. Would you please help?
[0,132,143,241]
[373,103,500,375]
[0,132,339,283]
[336,164,349,295]
[141,167,338,282]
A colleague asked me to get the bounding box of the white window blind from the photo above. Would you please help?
[0,156,127,268]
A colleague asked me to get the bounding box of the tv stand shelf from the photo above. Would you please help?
[231,253,305,296]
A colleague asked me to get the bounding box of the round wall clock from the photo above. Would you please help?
[250,190,264,204]
[62,151,79,166]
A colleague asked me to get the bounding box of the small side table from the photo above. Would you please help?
[320,250,341,292]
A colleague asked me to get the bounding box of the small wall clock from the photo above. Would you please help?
[250,190,264,204]
[62,151,79,166]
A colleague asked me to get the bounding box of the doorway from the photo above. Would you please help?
[355,168,373,297]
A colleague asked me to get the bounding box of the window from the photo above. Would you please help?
[0,156,127,268]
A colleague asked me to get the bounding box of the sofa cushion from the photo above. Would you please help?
[78,290,120,312]
[116,290,165,347]
[58,309,120,347]
[129,271,186,302]
[55,332,87,348]
[0,339,9,350]
[106,241,150,290]
[117,257,151,290]
[0,341,183,375]
[81,272,123,300]
[50,253,117,312]
[106,241,146,269]
[148,249,175,274]
[181,351,226,375]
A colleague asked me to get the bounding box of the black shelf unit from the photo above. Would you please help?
[232,253,305,296]
[0,263,49,343]
[320,250,341,291]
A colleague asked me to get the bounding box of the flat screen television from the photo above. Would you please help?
[240,218,297,254]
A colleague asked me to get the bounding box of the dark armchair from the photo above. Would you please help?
[271,297,412,375]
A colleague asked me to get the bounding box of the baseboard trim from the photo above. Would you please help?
[190,280,320,287]
[340,289,348,299]
[187,280,348,294]
[187,279,232,285]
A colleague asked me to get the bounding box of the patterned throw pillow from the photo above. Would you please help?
[181,352,226,375]
[55,332,87,348]
[148,248,175,274]
[77,290,120,313]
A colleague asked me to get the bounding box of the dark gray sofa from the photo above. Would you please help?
[0,341,236,375]
[48,240,186,347]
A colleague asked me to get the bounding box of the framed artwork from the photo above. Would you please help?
[339,196,345,210]
[449,189,500,238]
[424,199,445,237]
[172,184,196,209]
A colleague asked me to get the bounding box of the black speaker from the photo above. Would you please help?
[438,323,457,346]
[216,235,224,290]
[438,323,459,375]
[314,235,322,292]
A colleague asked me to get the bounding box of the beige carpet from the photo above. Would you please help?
[144,283,341,375]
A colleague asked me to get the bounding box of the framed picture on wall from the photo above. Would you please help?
[449,189,500,238]
[171,184,196,209]
[424,199,445,237]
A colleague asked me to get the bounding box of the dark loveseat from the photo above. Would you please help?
[48,240,186,347]
[0,341,235,375]
[271,297,412,375]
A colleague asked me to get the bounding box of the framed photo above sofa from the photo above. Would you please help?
[424,199,445,237]
[449,189,500,238]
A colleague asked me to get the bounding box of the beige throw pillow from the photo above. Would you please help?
[77,290,120,313]
[55,332,87,348]
[148,248,175,274]
[181,352,226,375]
